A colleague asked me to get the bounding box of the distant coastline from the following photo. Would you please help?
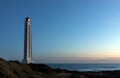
[48,63,120,72]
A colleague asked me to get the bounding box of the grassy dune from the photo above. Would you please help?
[1,58,120,78]
[0,58,58,78]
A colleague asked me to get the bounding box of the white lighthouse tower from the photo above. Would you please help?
[22,17,33,64]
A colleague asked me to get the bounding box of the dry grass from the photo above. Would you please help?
[0,58,39,78]
[0,58,60,78]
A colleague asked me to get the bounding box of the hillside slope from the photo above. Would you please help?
[0,58,58,78]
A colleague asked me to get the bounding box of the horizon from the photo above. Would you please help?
[0,0,120,63]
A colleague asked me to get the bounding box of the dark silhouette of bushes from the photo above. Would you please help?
[28,64,54,73]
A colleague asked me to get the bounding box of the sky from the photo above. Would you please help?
[0,0,120,63]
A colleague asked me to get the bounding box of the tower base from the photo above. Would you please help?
[22,59,33,64]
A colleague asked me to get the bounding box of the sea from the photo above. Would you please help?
[47,63,120,72]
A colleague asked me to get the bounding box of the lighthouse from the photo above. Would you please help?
[22,17,33,64]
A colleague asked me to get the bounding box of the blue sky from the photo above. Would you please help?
[0,0,120,63]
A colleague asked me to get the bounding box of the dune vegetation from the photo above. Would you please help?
[1,58,120,78]
[0,58,58,78]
